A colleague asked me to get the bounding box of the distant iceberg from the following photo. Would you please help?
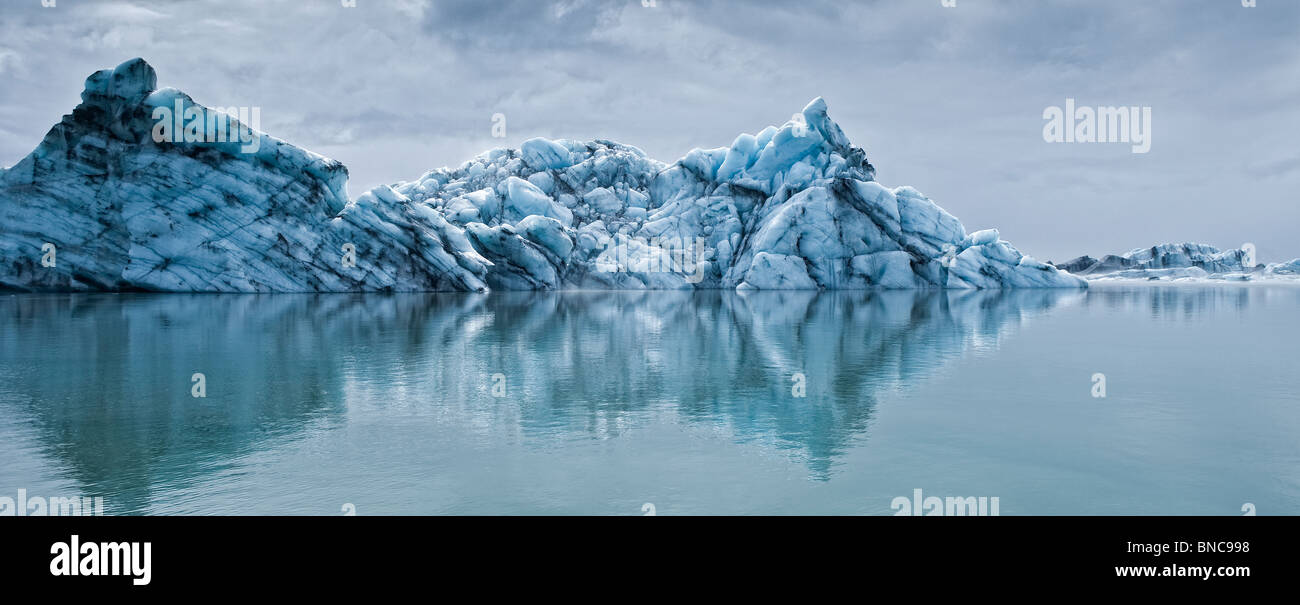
[1053,243,1300,283]
[0,58,1085,292]
[1264,258,1300,276]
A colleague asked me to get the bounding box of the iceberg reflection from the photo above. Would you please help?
[0,288,1084,511]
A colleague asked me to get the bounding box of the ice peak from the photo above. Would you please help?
[800,96,852,154]
[81,58,157,107]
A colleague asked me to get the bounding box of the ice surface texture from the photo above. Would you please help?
[0,59,1085,292]
[1054,243,1300,283]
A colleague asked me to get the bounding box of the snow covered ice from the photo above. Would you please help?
[1053,243,1300,283]
[0,59,1086,292]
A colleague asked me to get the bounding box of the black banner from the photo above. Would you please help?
[1,516,1286,593]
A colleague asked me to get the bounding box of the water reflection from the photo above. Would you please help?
[1,288,1092,511]
[1086,284,1294,319]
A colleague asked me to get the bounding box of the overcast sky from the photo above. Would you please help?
[1,0,1296,261]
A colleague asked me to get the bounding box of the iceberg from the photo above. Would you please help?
[1053,243,1299,283]
[1264,258,1300,276]
[0,58,1085,292]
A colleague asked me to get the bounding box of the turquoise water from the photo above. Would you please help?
[1,286,1296,515]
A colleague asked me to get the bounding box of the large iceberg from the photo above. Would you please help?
[1053,243,1299,282]
[0,58,1085,292]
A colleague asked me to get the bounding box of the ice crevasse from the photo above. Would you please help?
[0,58,1086,292]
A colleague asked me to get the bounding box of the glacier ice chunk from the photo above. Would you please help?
[520,137,573,171]
[0,59,1093,293]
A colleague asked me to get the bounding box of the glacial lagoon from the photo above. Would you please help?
[1,285,1297,515]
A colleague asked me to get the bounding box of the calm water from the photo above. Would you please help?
[1,286,1296,515]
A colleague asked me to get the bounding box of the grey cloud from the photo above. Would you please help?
[0,0,1296,262]
[421,0,622,50]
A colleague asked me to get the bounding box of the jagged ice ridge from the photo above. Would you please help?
[1053,243,1300,282]
[0,59,1086,292]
